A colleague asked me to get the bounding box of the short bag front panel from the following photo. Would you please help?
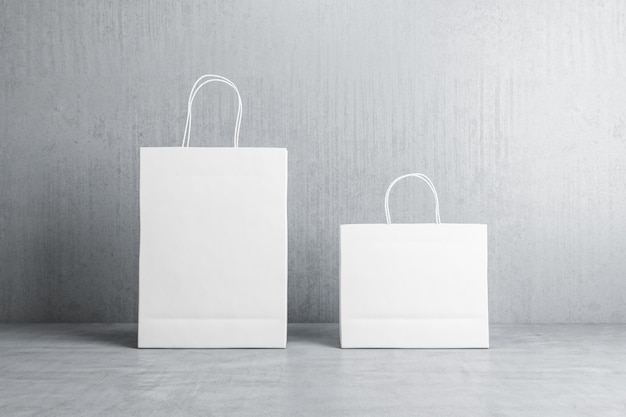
[340,224,488,348]
[138,147,287,348]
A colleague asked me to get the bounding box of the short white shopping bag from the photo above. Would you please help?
[138,75,287,348]
[340,173,488,348]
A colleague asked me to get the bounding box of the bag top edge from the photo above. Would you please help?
[340,223,488,227]
[140,147,287,151]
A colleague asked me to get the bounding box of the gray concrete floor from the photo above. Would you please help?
[0,324,625,417]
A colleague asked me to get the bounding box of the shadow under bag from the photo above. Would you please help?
[138,75,287,348]
[340,173,489,348]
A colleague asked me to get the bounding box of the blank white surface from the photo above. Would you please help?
[139,147,287,347]
[341,224,488,348]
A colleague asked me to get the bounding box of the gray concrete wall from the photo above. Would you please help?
[1,0,625,323]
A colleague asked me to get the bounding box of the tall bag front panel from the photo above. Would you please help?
[138,75,287,348]
[340,173,488,348]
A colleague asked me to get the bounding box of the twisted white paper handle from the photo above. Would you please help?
[181,74,242,148]
[384,173,441,224]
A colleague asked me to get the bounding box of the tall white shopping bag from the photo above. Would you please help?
[341,173,488,348]
[138,75,287,348]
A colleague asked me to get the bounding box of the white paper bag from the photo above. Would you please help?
[340,173,488,348]
[138,75,287,348]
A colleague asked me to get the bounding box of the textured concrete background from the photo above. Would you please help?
[1,0,625,323]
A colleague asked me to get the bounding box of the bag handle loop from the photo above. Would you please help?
[181,74,243,148]
[384,173,441,225]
